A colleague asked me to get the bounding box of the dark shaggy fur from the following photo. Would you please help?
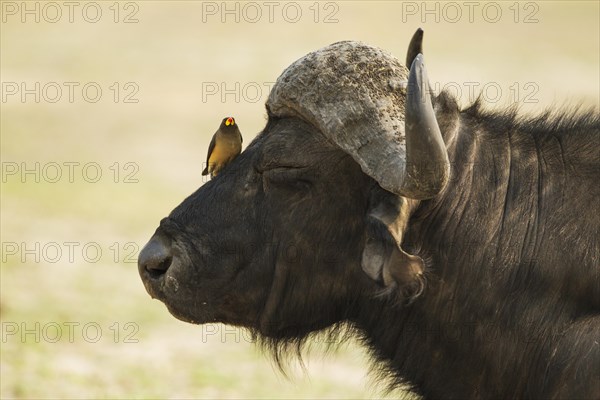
[258,97,600,398]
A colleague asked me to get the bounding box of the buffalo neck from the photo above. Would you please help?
[353,104,600,398]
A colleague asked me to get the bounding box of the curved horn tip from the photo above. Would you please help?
[406,28,424,68]
[403,52,450,200]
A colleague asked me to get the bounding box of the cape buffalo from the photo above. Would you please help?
[138,30,600,399]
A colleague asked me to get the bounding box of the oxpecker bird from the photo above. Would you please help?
[202,117,243,178]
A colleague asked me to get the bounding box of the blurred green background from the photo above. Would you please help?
[1,1,598,398]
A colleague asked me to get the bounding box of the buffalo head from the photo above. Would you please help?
[138,31,449,337]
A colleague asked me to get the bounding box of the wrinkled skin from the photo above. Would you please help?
[140,116,384,335]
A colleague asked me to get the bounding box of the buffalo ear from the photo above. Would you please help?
[361,192,425,298]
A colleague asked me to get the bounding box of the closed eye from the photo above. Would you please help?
[261,166,313,192]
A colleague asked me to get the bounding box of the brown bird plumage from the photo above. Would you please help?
[202,117,243,177]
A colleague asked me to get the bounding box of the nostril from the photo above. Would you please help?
[146,255,172,278]
[138,235,173,279]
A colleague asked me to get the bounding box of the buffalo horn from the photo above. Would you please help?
[266,38,449,199]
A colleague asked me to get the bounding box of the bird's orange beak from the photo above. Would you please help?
[226,117,234,126]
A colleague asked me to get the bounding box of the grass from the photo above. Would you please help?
[1,1,598,398]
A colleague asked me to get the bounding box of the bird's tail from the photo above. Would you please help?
[202,166,209,176]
